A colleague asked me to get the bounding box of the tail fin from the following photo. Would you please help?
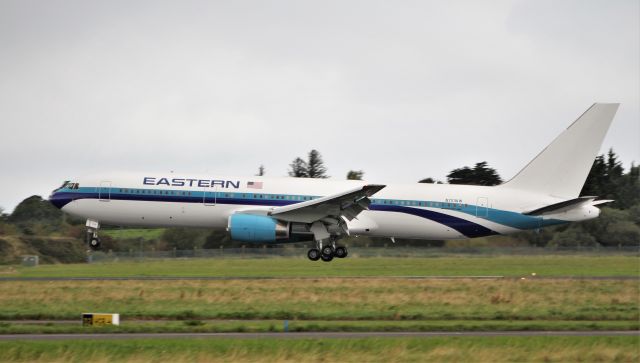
[501,103,619,199]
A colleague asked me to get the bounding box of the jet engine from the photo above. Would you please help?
[228,214,290,243]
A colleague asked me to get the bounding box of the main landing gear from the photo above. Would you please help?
[85,219,101,251]
[307,222,348,262]
[307,243,348,262]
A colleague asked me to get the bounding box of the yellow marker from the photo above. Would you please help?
[82,313,120,326]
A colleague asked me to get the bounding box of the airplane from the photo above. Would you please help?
[49,103,619,261]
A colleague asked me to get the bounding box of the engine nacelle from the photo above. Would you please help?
[228,214,290,243]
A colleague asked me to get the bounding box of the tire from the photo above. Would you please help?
[334,246,347,258]
[307,248,321,261]
[320,253,333,262]
[321,246,334,257]
[89,238,101,250]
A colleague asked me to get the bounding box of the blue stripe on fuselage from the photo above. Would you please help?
[370,204,498,238]
[49,186,566,236]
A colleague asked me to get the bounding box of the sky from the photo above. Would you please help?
[0,0,638,212]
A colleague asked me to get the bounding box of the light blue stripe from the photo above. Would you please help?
[64,186,568,230]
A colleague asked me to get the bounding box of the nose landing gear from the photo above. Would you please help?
[88,234,101,250]
[85,219,101,251]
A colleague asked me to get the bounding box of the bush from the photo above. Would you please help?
[23,237,86,263]
[597,221,640,246]
[162,228,205,250]
[548,227,598,247]
[8,196,64,234]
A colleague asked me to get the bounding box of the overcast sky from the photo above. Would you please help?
[0,0,638,212]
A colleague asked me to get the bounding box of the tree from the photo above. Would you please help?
[446,162,502,186]
[256,165,265,176]
[606,148,624,180]
[629,203,640,225]
[347,170,364,180]
[288,157,308,177]
[419,177,435,183]
[581,149,639,209]
[307,149,328,178]
[581,154,607,197]
[9,195,64,233]
[613,163,640,209]
[288,149,329,178]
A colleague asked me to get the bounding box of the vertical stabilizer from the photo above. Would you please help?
[501,103,619,199]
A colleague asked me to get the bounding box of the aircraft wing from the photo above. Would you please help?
[267,184,386,224]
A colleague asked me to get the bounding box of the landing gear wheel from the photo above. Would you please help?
[321,246,334,257]
[320,253,333,262]
[334,246,348,258]
[89,238,101,250]
[307,248,321,261]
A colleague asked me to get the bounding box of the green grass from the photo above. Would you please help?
[3,255,639,278]
[0,336,638,362]
[101,228,165,241]
[0,279,637,321]
[0,320,637,335]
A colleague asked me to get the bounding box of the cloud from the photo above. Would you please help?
[0,0,637,211]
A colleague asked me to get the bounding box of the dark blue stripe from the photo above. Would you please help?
[50,192,298,208]
[370,204,499,238]
[51,191,499,238]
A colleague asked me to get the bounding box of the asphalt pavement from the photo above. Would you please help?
[1,275,638,281]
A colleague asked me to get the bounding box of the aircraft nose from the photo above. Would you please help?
[49,191,72,209]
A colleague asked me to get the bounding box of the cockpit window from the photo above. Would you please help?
[53,181,70,192]
[56,181,80,191]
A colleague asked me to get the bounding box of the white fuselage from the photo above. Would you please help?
[50,172,599,241]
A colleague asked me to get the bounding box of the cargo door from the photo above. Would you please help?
[476,197,488,218]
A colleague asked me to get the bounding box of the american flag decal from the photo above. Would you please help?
[247,181,263,189]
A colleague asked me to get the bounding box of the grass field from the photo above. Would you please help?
[1,255,638,362]
[2,255,639,278]
[0,320,637,335]
[101,228,165,241]
[0,336,638,362]
[0,278,637,323]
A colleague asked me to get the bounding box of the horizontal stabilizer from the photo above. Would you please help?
[592,199,614,206]
[523,196,598,216]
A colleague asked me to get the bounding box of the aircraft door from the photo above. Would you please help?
[99,181,111,202]
[203,187,217,206]
[476,197,488,217]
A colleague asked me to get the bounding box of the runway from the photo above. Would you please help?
[0,331,637,341]
[1,275,638,281]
